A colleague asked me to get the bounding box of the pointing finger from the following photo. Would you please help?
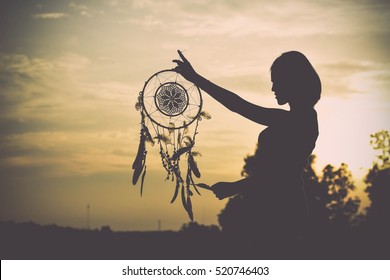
[177,50,189,63]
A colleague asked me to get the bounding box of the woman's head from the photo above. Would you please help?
[270,51,321,107]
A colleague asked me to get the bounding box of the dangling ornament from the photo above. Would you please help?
[132,69,211,220]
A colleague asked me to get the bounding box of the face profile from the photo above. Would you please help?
[270,51,321,108]
[271,79,289,105]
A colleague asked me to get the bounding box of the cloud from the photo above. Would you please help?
[126,15,164,29]
[0,53,55,117]
[69,2,89,11]
[321,61,377,75]
[0,50,138,179]
[68,2,95,17]
[0,51,137,138]
[122,0,390,39]
[318,60,390,97]
[33,13,68,19]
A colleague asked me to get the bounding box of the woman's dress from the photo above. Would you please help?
[232,108,318,253]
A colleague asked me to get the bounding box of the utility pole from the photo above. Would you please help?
[87,204,90,230]
[158,219,161,231]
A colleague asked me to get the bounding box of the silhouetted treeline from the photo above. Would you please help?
[0,220,223,259]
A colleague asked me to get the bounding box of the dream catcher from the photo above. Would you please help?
[132,69,211,220]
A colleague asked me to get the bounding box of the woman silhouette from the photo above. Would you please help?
[173,50,321,256]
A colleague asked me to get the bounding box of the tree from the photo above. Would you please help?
[364,130,390,232]
[320,163,361,229]
[180,221,220,234]
[302,155,329,230]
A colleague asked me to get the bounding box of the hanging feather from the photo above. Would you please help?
[186,195,194,221]
[188,154,201,178]
[132,110,147,185]
[199,111,212,120]
[142,125,154,146]
[181,183,187,210]
[188,170,201,196]
[132,135,145,170]
[183,121,189,134]
[168,122,175,135]
[132,132,146,185]
[181,183,193,221]
[182,135,193,146]
[171,176,180,203]
[187,187,193,196]
[154,134,171,144]
[132,156,145,185]
[191,151,202,157]
[140,165,147,196]
[171,145,193,161]
[177,131,182,148]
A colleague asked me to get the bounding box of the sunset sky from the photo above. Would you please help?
[0,0,389,231]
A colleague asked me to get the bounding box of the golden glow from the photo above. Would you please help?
[0,0,389,231]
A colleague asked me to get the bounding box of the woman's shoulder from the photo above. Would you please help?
[284,107,317,124]
[284,108,318,136]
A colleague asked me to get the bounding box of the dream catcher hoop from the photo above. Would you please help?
[132,69,211,221]
[142,69,203,129]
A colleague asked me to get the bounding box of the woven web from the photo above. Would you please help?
[156,83,188,116]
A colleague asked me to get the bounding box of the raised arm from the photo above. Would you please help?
[194,74,288,126]
[173,50,287,127]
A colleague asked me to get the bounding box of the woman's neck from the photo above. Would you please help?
[289,102,312,112]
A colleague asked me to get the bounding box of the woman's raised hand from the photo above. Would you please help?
[173,50,199,84]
